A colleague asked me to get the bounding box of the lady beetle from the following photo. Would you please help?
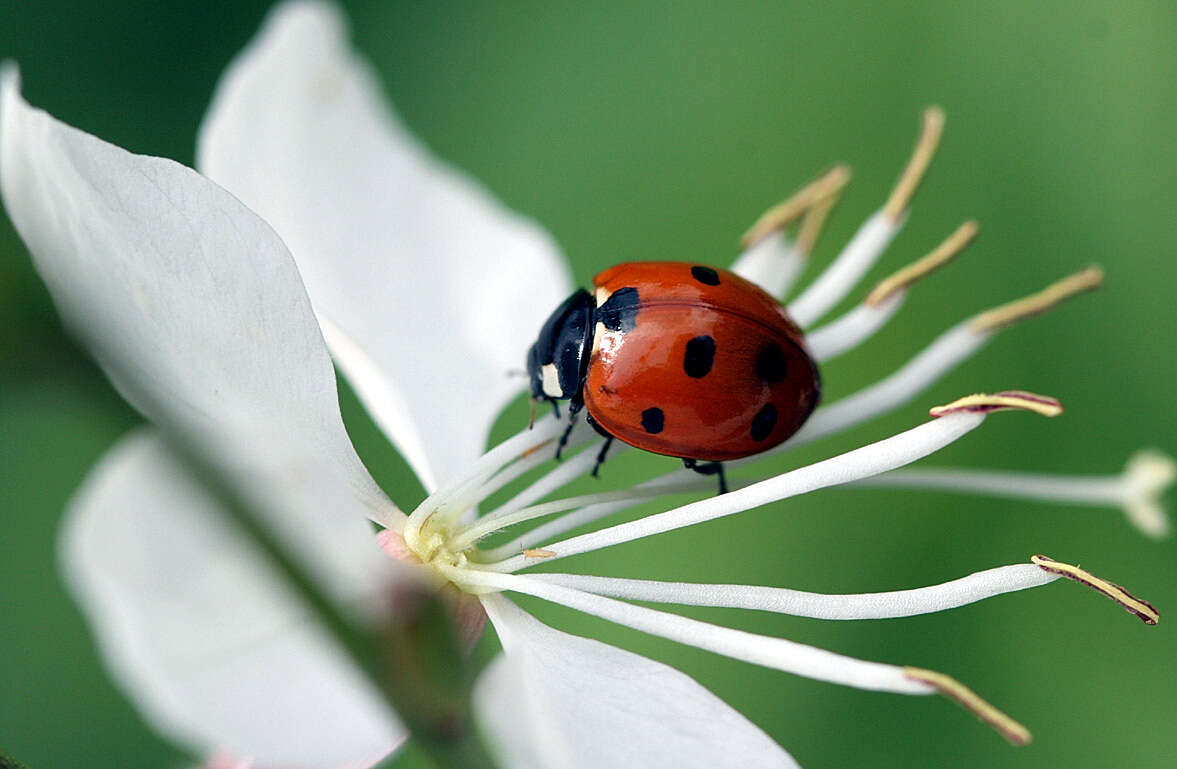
[526,262,821,492]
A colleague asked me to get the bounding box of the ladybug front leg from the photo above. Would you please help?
[682,458,729,495]
[555,398,583,460]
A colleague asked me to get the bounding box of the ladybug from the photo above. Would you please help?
[526,262,820,493]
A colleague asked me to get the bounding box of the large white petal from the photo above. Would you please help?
[475,595,800,769]
[62,431,405,769]
[0,67,405,590]
[198,1,573,492]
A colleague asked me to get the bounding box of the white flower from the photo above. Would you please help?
[1,2,1167,768]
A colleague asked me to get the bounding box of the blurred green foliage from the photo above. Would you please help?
[1,1,1174,768]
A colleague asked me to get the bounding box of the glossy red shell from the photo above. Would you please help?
[584,262,819,461]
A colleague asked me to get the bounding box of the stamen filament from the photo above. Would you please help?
[482,439,620,522]
[472,429,592,506]
[452,481,711,553]
[969,267,1103,332]
[405,415,564,531]
[882,106,946,222]
[1031,554,1159,624]
[806,294,905,361]
[903,667,1031,746]
[805,221,975,362]
[483,410,989,573]
[850,468,1122,505]
[528,563,1057,619]
[787,210,902,328]
[446,566,935,694]
[730,232,806,299]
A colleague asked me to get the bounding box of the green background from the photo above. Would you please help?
[2,1,1175,767]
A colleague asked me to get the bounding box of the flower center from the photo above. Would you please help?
[404,513,473,574]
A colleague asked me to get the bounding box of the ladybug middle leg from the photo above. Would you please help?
[682,458,728,495]
[590,435,615,478]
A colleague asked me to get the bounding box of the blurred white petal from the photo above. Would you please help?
[62,431,405,769]
[0,66,402,569]
[475,595,800,769]
[198,0,573,491]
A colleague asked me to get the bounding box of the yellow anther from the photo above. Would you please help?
[969,267,1103,332]
[904,667,1032,746]
[1031,554,1160,625]
[883,106,946,222]
[865,220,978,306]
[523,548,557,559]
[741,165,851,248]
[794,190,842,256]
[929,391,1063,419]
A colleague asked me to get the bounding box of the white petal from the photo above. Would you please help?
[475,595,800,769]
[61,431,405,768]
[0,66,402,559]
[197,1,573,491]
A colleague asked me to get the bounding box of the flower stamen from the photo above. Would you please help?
[807,220,978,361]
[865,220,978,306]
[846,449,1174,538]
[1031,554,1160,624]
[740,165,852,248]
[903,667,1032,746]
[929,391,1064,418]
[793,185,843,257]
[480,393,1052,573]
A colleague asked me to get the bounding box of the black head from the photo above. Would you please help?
[526,288,595,409]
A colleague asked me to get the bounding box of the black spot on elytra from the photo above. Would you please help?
[641,407,665,434]
[756,344,788,383]
[750,403,778,441]
[597,287,640,332]
[683,335,716,378]
[690,265,721,286]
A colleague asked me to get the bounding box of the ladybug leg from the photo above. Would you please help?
[555,399,584,461]
[591,435,615,478]
[682,458,729,495]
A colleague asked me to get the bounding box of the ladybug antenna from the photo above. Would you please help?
[528,396,538,429]
[883,106,945,223]
[505,368,529,378]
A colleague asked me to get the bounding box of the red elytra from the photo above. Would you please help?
[587,262,819,461]
[526,261,821,465]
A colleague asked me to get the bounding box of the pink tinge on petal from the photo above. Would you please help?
[448,588,489,653]
[197,754,252,769]
[197,752,393,769]
[376,528,417,563]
